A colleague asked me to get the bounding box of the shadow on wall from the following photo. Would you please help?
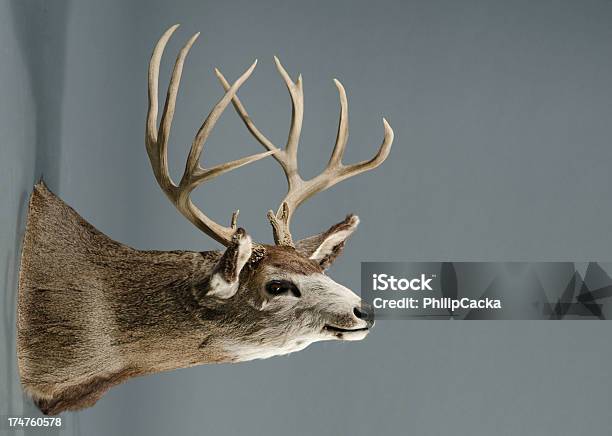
[2,0,73,432]
[9,0,71,190]
[2,193,28,413]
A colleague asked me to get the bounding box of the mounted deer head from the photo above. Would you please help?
[145,24,393,346]
[17,24,394,414]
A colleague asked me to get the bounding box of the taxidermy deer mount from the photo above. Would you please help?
[17,24,394,415]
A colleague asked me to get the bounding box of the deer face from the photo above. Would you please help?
[256,260,372,342]
[197,216,374,362]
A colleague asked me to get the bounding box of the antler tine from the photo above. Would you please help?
[215,61,394,247]
[327,79,349,168]
[273,57,304,170]
[146,25,276,246]
[147,24,182,191]
[338,117,394,176]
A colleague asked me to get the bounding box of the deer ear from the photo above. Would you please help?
[296,215,359,269]
[206,229,252,299]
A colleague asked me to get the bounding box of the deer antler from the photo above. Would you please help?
[146,25,275,246]
[215,58,394,246]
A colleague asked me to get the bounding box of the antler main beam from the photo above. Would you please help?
[216,58,394,246]
[146,25,275,246]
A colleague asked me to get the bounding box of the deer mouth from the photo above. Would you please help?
[322,324,370,339]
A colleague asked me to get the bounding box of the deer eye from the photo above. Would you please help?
[265,280,301,298]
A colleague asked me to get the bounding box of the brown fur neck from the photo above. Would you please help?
[17,183,235,414]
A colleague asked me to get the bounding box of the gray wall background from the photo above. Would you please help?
[2,0,612,435]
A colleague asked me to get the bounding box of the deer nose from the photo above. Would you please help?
[353,303,375,328]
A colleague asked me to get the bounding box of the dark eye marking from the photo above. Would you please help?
[265,280,301,298]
